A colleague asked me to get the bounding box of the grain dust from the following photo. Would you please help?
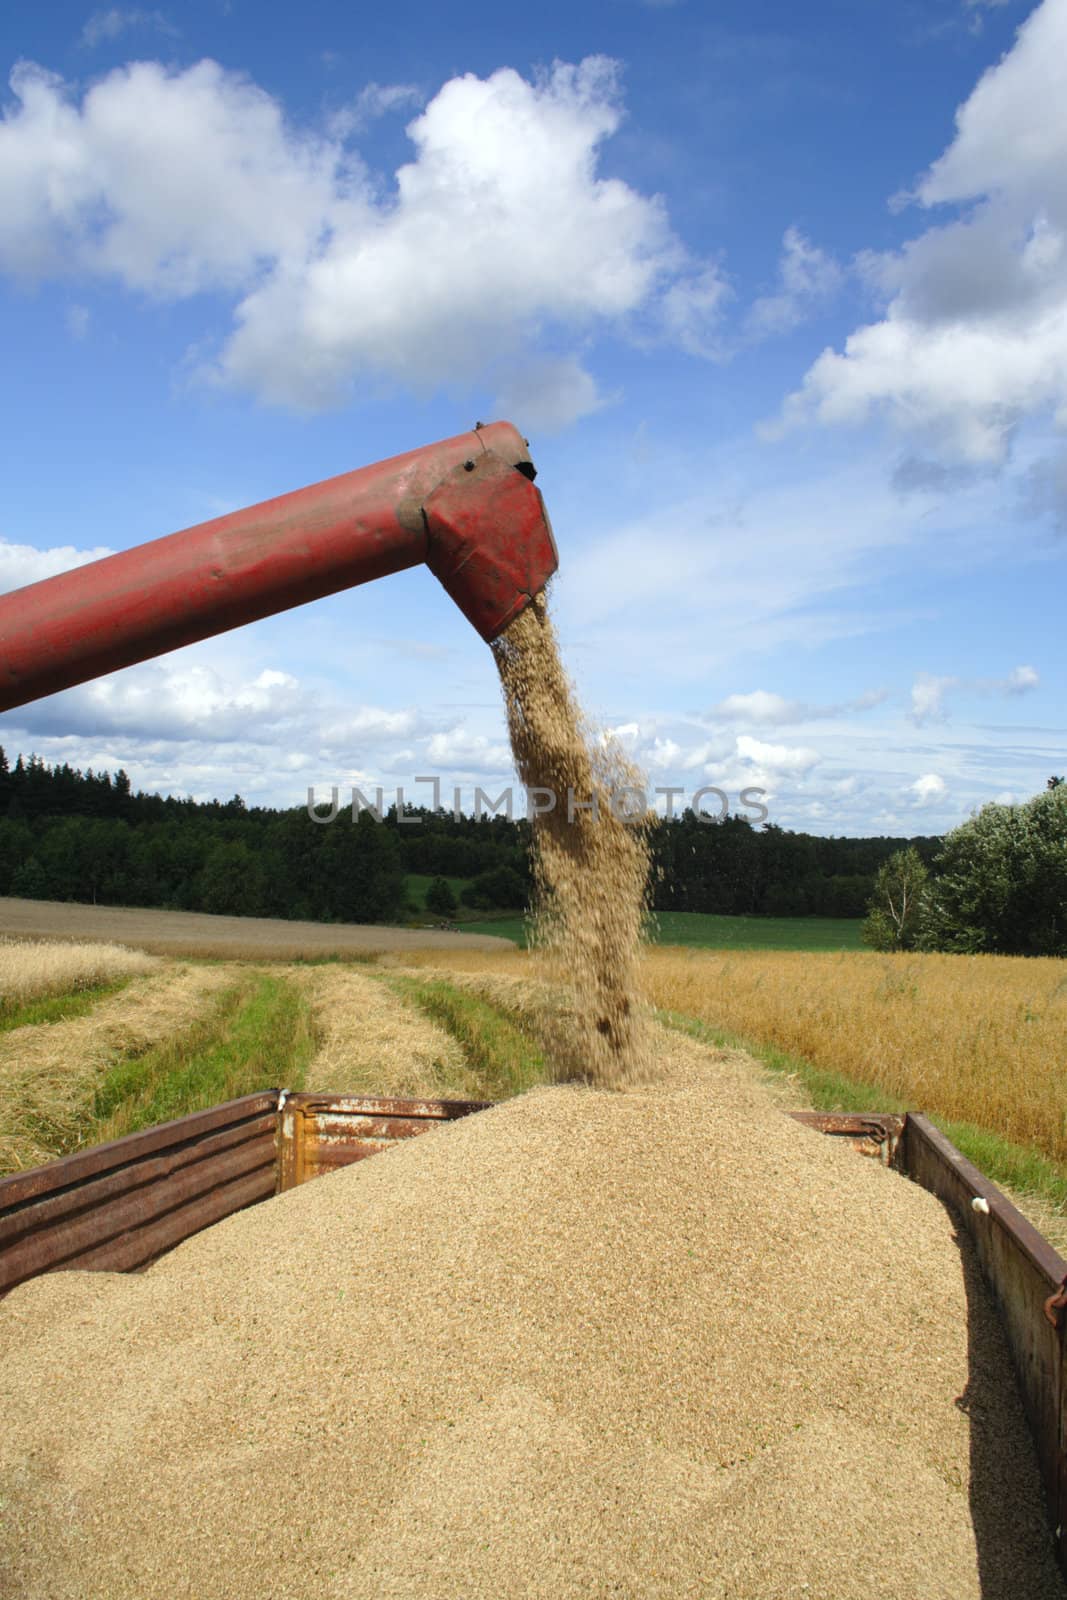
[493,593,650,1087]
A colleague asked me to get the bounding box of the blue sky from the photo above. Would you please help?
[1,0,1064,836]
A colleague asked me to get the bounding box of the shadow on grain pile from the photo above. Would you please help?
[0,1033,1061,1600]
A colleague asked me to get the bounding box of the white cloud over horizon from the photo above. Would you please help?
[909,663,1039,723]
[771,0,1067,470]
[910,772,948,806]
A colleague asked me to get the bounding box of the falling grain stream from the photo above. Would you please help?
[493,592,651,1087]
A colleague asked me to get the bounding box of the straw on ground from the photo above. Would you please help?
[0,939,156,1014]
[0,960,235,1173]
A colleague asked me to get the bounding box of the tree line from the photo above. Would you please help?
[0,746,945,925]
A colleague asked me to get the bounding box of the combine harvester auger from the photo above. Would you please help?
[0,420,557,712]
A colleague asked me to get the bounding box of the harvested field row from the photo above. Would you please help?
[298,965,472,1098]
[0,953,545,1175]
[1,1031,1061,1599]
[0,962,235,1173]
[90,970,318,1145]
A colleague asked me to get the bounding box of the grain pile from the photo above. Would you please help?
[493,592,650,1086]
[1,1034,1062,1600]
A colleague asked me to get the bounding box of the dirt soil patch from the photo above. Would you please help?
[0,896,512,958]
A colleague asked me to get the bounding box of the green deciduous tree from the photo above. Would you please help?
[920,787,1067,956]
[862,846,929,952]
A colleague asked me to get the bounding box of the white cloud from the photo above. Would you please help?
[646,736,683,769]
[424,728,513,771]
[221,57,699,407]
[1005,663,1039,692]
[772,0,1067,464]
[910,772,948,805]
[735,734,820,774]
[80,9,178,48]
[910,672,957,725]
[680,739,733,771]
[909,663,1039,723]
[21,661,307,743]
[0,55,720,413]
[712,690,803,724]
[0,59,339,292]
[851,688,891,712]
[660,265,731,357]
[708,686,888,726]
[335,706,422,740]
[747,227,843,337]
[0,535,113,590]
[335,81,422,134]
[493,356,607,433]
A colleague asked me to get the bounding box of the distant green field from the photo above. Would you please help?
[404,875,520,929]
[648,912,864,951]
[459,912,864,952]
[404,874,472,913]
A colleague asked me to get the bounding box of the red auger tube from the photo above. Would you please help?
[0,421,558,713]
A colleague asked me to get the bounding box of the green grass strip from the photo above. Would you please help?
[383,975,548,1100]
[932,1118,1067,1221]
[88,973,318,1145]
[0,979,133,1035]
[455,915,530,945]
[656,1007,1067,1229]
[457,911,867,952]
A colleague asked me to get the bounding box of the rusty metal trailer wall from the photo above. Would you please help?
[901,1113,1067,1577]
[0,1092,278,1296]
[0,1091,492,1298]
[277,1092,493,1190]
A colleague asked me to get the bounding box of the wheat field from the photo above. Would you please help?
[0,939,157,1011]
[640,946,1067,1165]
